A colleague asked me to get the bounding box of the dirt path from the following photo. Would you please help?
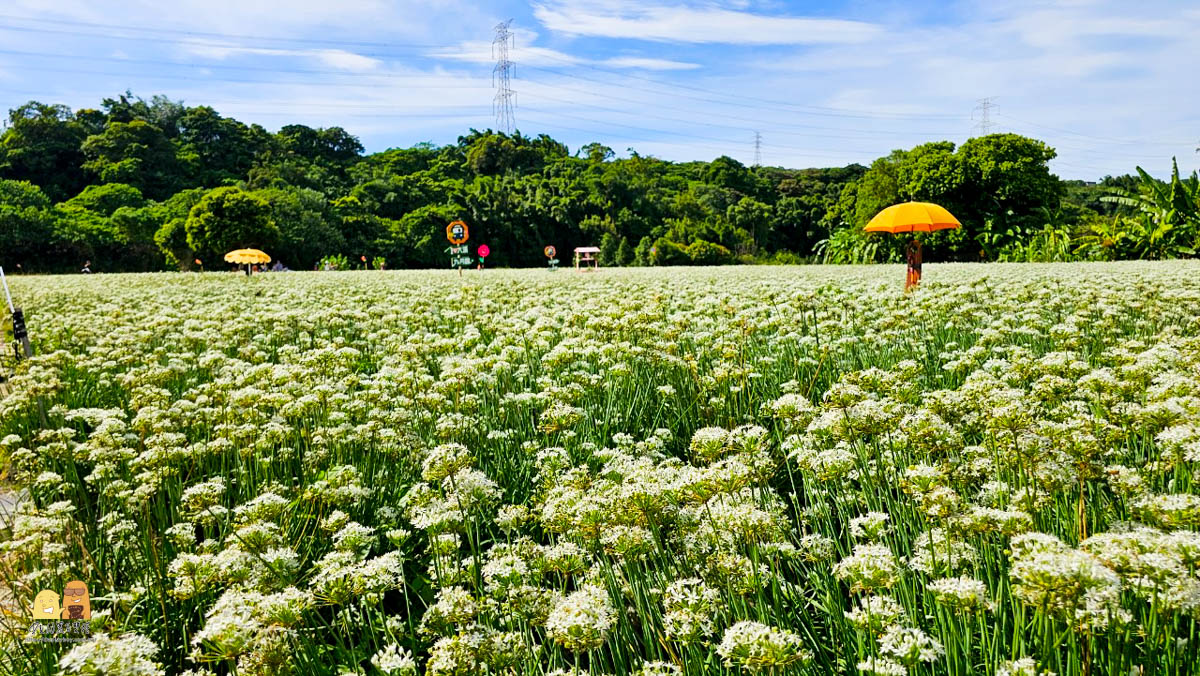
[0,486,22,530]
[0,486,25,618]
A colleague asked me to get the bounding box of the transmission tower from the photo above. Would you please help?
[972,97,996,136]
[753,131,762,166]
[492,20,516,133]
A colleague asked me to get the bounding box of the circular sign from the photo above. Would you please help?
[446,220,469,245]
[478,244,490,258]
[544,245,556,258]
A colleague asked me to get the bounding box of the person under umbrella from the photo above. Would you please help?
[864,202,961,291]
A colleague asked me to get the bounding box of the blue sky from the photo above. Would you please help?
[0,0,1196,180]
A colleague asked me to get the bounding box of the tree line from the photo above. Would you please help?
[0,92,1194,273]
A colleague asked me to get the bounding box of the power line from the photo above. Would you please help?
[521,62,962,124]
[0,47,490,83]
[996,113,1191,147]
[519,81,966,139]
[0,63,488,90]
[517,113,858,161]
[0,13,441,49]
[492,20,516,133]
[516,106,887,159]
[528,51,965,121]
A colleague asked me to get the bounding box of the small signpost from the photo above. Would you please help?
[447,221,468,244]
[445,221,471,275]
[477,244,490,270]
[545,245,558,271]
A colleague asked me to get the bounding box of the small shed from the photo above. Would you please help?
[574,246,600,271]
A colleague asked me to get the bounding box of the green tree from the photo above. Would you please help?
[81,120,182,199]
[56,183,155,270]
[63,183,145,216]
[464,131,545,175]
[634,236,653,266]
[705,156,758,197]
[956,133,1060,258]
[386,203,460,268]
[153,188,207,268]
[726,197,772,252]
[255,186,345,269]
[685,239,733,265]
[331,195,388,262]
[851,152,904,231]
[278,124,363,165]
[0,179,59,270]
[184,187,278,262]
[599,232,619,265]
[155,217,191,269]
[177,106,264,187]
[102,92,185,136]
[650,237,689,265]
[0,102,88,202]
[579,143,614,163]
[615,237,633,266]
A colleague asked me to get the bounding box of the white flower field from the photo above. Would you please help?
[3,262,1200,675]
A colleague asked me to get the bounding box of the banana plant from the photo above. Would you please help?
[1074,215,1132,260]
[1100,158,1200,259]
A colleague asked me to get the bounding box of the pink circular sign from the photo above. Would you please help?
[478,245,490,258]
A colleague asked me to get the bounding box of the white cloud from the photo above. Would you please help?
[532,0,881,44]
[601,57,698,70]
[427,26,698,71]
[182,45,382,72]
[430,42,581,67]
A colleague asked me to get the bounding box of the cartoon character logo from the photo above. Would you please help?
[61,581,91,620]
[31,590,60,621]
[446,220,469,244]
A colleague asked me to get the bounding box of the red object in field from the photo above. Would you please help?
[478,245,490,258]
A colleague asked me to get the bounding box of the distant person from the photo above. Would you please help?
[272,261,283,272]
[81,260,92,274]
[905,240,922,291]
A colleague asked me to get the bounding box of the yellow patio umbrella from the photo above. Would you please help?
[864,202,961,291]
[223,249,271,265]
[224,249,271,276]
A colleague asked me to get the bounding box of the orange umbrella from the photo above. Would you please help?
[864,202,961,233]
[864,202,961,291]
